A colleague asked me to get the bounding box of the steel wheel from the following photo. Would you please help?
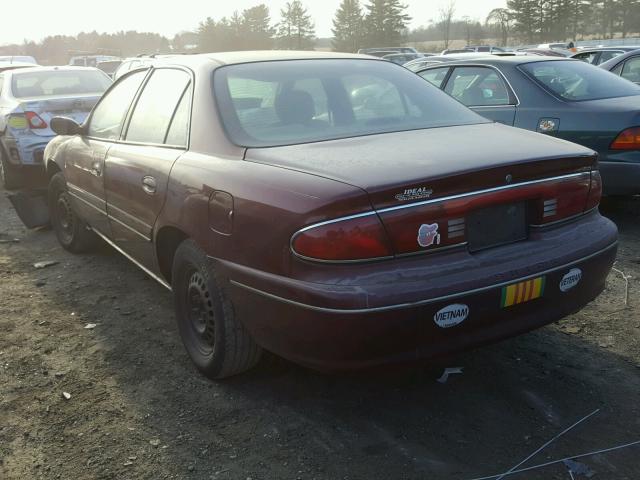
[186,269,216,355]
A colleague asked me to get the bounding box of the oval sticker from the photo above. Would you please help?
[560,268,582,292]
[434,304,469,328]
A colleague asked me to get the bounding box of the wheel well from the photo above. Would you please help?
[155,226,189,284]
[46,160,61,180]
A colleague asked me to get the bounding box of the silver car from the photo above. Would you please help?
[0,66,111,188]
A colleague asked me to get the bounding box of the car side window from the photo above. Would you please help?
[418,67,450,89]
[125,69,191,145]
[87,71,146,140]
[445,67,512,106]
[620,57,640,84]
[165,86,192,147]
[573,52,599,64]
[598,51,624,64]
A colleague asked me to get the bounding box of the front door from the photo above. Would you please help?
[65,69,148,235]
[104,67,192,271]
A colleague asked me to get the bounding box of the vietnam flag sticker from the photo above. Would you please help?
[501,276,546,308]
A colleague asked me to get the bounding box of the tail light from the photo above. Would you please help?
[291,213,392,262]
[533,172,591,224]
[293,171,601,262]
[611,127,640,150]
[24,111,48,129]
[585,170,602,211]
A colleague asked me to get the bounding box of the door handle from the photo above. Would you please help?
[90,161,102,177]
[142,176,157,194]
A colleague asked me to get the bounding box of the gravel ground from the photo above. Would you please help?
[1,186,639,480]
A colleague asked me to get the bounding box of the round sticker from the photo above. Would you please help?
[434,304,469,328]
[560,268,582,292]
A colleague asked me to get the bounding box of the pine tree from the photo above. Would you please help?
[362,0,411,47]
[332,0,365,52]
[507,0,539,43]
[243,4,275,49]
[276,0,316,50]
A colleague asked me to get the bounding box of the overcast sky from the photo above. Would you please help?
[1,0,508,46]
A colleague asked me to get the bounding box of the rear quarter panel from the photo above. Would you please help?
[156,152,373,277]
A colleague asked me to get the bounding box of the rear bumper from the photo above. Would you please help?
[1,132,51,167]
[215,212,618,370]
[599,152,640,195]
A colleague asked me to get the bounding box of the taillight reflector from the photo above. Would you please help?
[611,127,640,150]
[24,111,48,129]
[291,214,392,262]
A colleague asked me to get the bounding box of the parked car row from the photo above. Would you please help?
[412,54,640,195]
[29,51,619,380]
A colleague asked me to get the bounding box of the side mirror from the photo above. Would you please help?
[50,116,83,136]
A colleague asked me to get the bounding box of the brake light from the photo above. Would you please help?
[585,170,602,211]
[291,214,392,261]
[611,127,640,150]
[533,173,591,224]
[24,111,48,129]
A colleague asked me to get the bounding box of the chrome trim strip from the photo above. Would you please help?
[377,172,590,214]
[90,228,171,291]
[67,190,107,217]
[107,213,152,242]
[67,182,106,210]
[230,241,617,315]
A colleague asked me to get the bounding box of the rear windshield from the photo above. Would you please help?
[11,70,111,98]
[213,59,487,147]
[520,60,640,101]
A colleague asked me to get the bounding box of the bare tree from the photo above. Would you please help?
[438,1,456,49]
[486,7,511,46]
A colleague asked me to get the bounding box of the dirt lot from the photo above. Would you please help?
[1,186,639,480]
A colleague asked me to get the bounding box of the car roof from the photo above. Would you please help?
[7,65,105,74]
[151,50,378,69]
[438,55,571,65]
[599,48,640,69]
[575,46,640,52]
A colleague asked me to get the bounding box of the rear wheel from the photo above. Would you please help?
[172,239,262,379]
[48,172,96,252]
[0,147,23,190]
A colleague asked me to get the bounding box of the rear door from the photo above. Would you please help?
[64,70,147,236]
[104,67,192,270]
[442,66,517,125]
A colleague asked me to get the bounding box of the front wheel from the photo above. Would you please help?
[172,239,262,379]
[48,172,97,252]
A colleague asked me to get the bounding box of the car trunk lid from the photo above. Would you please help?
[247,123,599,258]
[16,94,101,136]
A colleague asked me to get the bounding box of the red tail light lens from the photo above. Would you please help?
[533,173,591,224]
[291,214,392,261]
[611,127,640,150]
[24,111,48,129]
[585,170,602,211]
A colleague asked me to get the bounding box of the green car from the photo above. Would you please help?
[414,56,640,195]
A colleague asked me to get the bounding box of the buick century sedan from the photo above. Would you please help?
[44,52,617,379]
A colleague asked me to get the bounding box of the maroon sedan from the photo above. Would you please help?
[44,52,617,379]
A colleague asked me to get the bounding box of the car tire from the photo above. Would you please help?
[0,147,23,190]
[172,239,262,379]
[48,172,97,253]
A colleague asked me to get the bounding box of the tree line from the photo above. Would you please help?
[503,0,640,45]
[2,0,640,64]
